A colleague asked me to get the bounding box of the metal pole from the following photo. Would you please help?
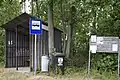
[31,0,34,70]
[16,28,18,70]
[38,35,40,68]
[44,32,46,55]
[41,35,42,56]
[31,35,34,70]
[34,34,37,78]
[4,30,6,67]
[118,53,120,80]
[88,47,91,80]
[118,39,120,80]
[88,23,91,80]
[30,34,32,71]
[88,35,91,80]
[40,34,42,71]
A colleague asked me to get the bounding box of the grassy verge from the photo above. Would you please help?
[0,67,117,80]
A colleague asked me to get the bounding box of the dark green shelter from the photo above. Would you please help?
[1,13,62,70]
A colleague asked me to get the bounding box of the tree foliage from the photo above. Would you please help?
[51,0,120,71]
[0,0,120,72]
[0,0,20,62]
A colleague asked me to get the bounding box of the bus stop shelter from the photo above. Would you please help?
[1,13,62,71]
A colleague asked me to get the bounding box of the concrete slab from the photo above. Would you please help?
[4,67,30,73]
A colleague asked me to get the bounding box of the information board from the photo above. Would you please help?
[89,35,120,80]
[96,37,119,53]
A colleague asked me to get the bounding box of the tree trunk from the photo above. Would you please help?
[65,6,76,58]
[30,0,34,71]
[48,0,54,57]
[35,0,39,17]
[65,25,72,58]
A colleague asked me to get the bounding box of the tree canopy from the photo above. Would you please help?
[0,0,20,62]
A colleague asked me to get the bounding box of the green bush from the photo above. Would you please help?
[91,53,117,73]
[65,53,87,68]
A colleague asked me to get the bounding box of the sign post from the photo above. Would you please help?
[118,52,120,80]
[34,34,37,77]
[30,18,42,79]
[88,38,91,80]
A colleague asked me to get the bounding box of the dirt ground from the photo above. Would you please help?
[0,68,89,80]
[0,68,116,80]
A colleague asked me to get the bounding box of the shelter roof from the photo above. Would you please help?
[1,13,62,34]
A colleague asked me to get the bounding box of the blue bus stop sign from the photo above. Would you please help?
[29,18,42,35]
[29,18,42,77]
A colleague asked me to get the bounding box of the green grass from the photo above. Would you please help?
[91,69,117,80]
[0,67,117,80]
[0,62,4,68]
